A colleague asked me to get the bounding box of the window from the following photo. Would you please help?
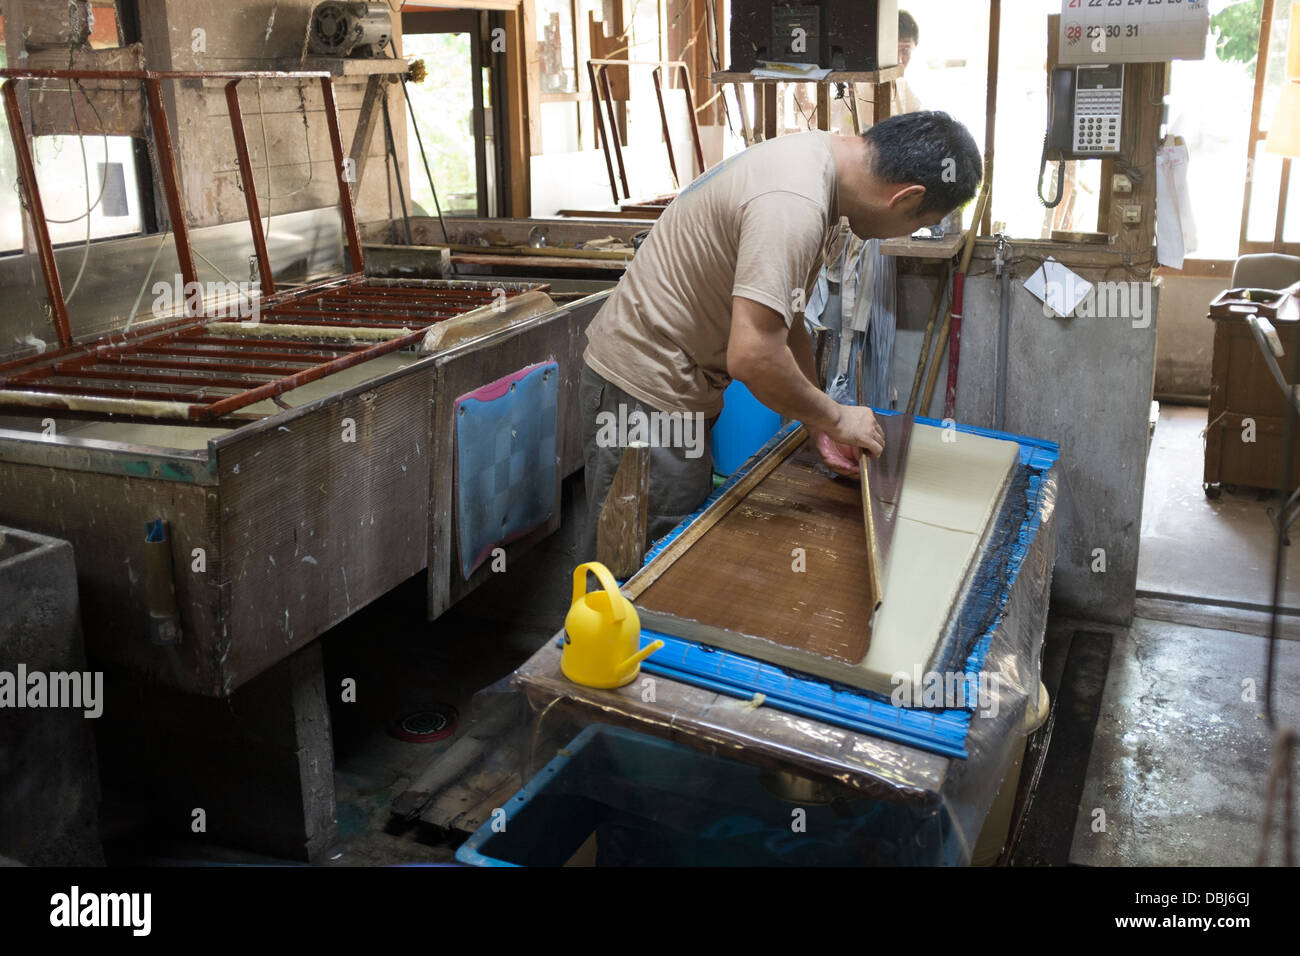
[1237,0,1299,255]
[992,0,1105,239]
[1164,7,1254,260]
[404,28,484,216]
[0,1,151,255]
[893,1,999,231]
[536,0,670,154]
[539,0,579,94]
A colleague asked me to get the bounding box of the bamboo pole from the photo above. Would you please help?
[920,181,989,416]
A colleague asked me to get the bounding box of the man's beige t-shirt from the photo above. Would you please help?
[583,131,842,416]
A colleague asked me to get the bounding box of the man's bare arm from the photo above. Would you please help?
[727,296,883,463]
[784,313,871,476]
[785,309,821,389]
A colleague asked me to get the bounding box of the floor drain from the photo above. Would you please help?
[390,704,458,743]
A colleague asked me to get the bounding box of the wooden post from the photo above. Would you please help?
[1111,61,1163,265]
[982,0,1000,236]
[597,442,651,579]
[762,81,777,139]
[505,0,535,216]
[346,74,386,201]
[872,80,890,125]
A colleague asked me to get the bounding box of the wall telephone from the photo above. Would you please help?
[1039,63,1126,208]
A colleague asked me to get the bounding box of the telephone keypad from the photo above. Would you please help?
[1072,87,1122,155]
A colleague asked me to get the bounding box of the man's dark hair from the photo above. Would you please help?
[899,10,919,44]
[862,111,982,216]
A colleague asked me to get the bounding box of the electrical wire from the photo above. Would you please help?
[61,77,109,305]
[123,225,171,331]
[192,245,238,283]
[38,112,110,223]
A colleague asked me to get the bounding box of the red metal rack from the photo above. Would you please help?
[0,68,543,422]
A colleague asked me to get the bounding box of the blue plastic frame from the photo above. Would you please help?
[634,413,1060,759]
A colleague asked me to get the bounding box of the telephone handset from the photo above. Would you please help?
[1038,63,1126,208]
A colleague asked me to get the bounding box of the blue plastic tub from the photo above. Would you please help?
[454,724,955,866]
[710,380,783,476]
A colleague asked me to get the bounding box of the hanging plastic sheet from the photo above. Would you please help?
[1156,138,1197,269]
[808,234,898,410]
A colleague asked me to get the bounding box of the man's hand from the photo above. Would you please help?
[810,405,885,479]
[726,297,884,478]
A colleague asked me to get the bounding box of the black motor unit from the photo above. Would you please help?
[729,0,899,73]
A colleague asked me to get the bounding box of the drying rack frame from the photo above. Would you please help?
[587,59,705,205]
[0,67,538,422]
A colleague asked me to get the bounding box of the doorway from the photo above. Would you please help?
[401,9,502,218]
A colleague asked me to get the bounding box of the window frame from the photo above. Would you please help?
[401,8,494,217]
[1,0,157,257]
[1238,0,1298,259]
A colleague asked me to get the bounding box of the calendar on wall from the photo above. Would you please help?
[1059,0,1210,64]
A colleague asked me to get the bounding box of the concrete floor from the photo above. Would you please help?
[1138,404,1300,611]
[1069,618,1296,866]
[1065,404,1299,866]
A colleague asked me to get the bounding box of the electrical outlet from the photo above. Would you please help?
[1122,205,1142,225]
[1112,174,1133,194]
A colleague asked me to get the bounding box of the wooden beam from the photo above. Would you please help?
[1108,62,1163,267]
[3,0,33,254]
[504,0,534,215]
[982,0,1000,235]
[597,442,650,579]
[346,74,386,200]
[1097,158,1113,233]
[762,81,777,140]
[872,80,890,125]
[1239,0,1275,255]
[1278,158,1293,248]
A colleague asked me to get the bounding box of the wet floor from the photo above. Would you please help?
[1069,405,1299,865]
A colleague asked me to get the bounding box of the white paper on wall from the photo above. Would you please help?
[1156,141,1198,269]
[1023,257,1094,318]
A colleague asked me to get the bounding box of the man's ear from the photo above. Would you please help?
[886,184,926,211]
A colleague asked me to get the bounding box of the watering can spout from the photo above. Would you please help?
[619,639,664,674]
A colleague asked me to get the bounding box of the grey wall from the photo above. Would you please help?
[1151,273,1227,402]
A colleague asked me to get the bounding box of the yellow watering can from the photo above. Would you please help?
[562,561,663,688]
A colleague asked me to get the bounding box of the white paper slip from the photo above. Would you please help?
[751,61,831,80]
[1024,257,1093,318]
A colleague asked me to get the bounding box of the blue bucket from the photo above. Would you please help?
[710,380,782,477]
[454,724,953,866]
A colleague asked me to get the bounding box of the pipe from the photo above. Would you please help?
[921,181,989,416]
[994,263,1010,430]
[144,518,182,646]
